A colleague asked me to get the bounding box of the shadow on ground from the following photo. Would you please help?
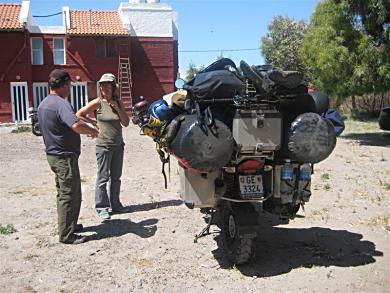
[84,218,158,241]
[126,199,183,213]
[212,222,383,277]
[341,132,390,147]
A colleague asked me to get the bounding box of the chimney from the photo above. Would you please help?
[88,9,92,26]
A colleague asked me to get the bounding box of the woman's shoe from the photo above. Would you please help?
[97,209,111,220]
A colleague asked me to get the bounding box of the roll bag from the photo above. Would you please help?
[286,112,336,163]
[168,114,235,172]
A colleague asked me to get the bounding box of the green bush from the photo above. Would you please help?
[0,224,17,235]
[11,126,31,134]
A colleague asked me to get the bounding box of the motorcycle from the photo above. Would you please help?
[28,107,42,136]
[132,58,337,265]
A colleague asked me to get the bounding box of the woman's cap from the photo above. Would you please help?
[99,73,116,83]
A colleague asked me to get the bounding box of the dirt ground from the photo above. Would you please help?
[0,120,389,293]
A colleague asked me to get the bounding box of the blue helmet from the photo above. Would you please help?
[147,99,175,122]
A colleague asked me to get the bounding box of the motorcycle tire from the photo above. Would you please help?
[220,202,254,265]
[379,106,390,131]
[32,123,42,136]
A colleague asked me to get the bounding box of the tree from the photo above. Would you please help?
[184,62,205,82]
[300,0,390,105]
[184,53,228,82]
[261,16,308,72]
[345,0,390,46]
[216,52,225,60]
[300,0,360,104]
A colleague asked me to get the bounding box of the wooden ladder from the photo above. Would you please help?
[118,40,132,111]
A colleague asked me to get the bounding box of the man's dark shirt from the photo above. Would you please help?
[38,94,81,156]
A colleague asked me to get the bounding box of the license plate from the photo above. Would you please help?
[239,175,263,199]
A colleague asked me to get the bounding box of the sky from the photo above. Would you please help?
[1,0,320,75]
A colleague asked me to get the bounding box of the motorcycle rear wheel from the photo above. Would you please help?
[220,203,254,265]
[32,123,42,136]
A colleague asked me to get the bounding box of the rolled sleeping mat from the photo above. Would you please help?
[267,68,303,89]
[278,90,330,115]
[308,90,330,114]
[287,112,336,163]
[278,93,317,114]
[168,114,235,172]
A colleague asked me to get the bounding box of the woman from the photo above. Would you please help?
[76,73,130,220]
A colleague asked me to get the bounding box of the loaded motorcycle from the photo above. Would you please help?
[132,58,337,265]
[28,107,42,136]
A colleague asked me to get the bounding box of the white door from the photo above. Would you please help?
[70,82,88,111]
[32,82,49,108]
[10,82,29,122]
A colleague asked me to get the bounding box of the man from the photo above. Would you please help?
[38,69,99,244]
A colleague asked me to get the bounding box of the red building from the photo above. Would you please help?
[0,0,178,122]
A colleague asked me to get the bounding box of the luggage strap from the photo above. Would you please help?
[156,142,170,189]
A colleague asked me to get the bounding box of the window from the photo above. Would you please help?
[96,38,106,57]
[10,82,29,122]
[106,39,117,57]
[32,83,49,107]
[31,38,43,65]
[96,38,117,57]
[53,38,66,65]
[70,82,88,111]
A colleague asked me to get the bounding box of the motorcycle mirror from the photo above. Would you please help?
[175,79,185,89]
[224,65,236,73]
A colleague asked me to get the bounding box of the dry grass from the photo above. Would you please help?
[341,119,380,135]
[11,126,31,133]
[363,216,390,231]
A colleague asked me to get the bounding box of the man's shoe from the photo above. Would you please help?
[74,224,83,233]
[61,234,88,244]
[97,209,111,220]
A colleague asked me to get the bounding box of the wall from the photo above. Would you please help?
[0,32,178,122]
[66,36,121,82]
[0,31,31,122]
[119,2,176,38]
[131,36,177,103]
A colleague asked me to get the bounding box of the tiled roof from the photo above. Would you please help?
[0,4,23,31]
[68,10,128,36]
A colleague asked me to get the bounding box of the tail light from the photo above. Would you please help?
[237,160,264,174]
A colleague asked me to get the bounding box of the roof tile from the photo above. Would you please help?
[0,4,23,31]
[68,10,128,36]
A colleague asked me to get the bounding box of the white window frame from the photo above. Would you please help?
[30,37,44,65]
[53,37,66,65]
[70,82,88,111]
[32,82,49,108]
[10,82,29,122]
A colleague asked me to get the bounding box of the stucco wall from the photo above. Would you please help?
[119,3,176,38]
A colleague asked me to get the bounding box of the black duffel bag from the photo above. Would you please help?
[186,70,245,100]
